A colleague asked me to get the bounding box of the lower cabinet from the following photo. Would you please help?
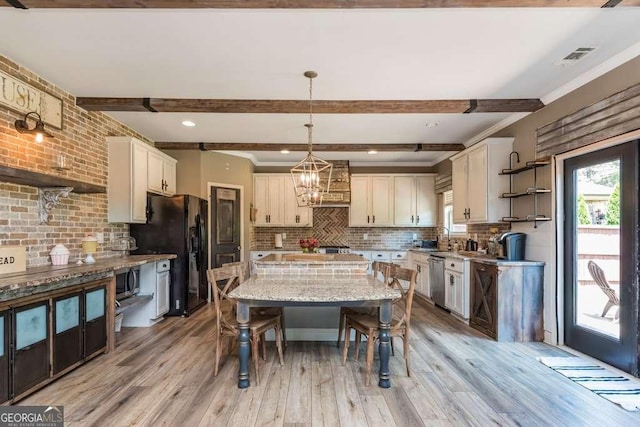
[1,310,9,404]
[53,292,83,374]
[13,301,50,397]
[445,269,466,318]
[2,278,110,403]
[469,261,544,342]
[415,261,430,298]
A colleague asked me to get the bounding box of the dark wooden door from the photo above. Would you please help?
[470,262,498,339]
[52,292,83,374]
[13,301,50,397]
[210,186,241,268]
[563,141,639,375]
[0,310,9,403]
[84,286,107,357]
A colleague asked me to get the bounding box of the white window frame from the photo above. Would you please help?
[443,190,467,236]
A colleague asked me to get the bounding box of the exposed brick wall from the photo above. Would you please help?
[0,55,154,267]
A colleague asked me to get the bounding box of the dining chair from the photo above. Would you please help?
[223,260,287,348]
[335,261,395,349]
[207,265,284,385]
[341,265,418,386]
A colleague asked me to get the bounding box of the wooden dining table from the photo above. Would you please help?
[228,274,402,389]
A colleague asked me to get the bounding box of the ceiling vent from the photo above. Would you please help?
[556,47,596,66]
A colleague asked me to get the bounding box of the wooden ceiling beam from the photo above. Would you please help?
[5,1,628,10]
[77,97,544,113]
[154,142,466,152]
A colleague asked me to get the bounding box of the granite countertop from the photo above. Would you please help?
[255,253,368,265]
[408,249,545,266]
[0,254,176,301]
[229,275,401,302]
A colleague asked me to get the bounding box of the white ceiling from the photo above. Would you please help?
[1,8,640,165]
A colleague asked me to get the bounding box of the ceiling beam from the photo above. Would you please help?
[154,142,466,152]
[77,97,544,114]
[5,1,630,9]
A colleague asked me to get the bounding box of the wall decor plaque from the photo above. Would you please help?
[0,70,63,129]
[0,246,26,275]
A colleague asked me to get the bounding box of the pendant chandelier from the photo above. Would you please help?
[290,71,333,207]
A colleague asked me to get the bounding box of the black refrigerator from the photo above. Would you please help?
[130,194,208,316]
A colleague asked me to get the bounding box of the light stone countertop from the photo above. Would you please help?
[255,253,368,265]
[0,254,177,302]
[408,249,545,266]
[229,275,401,303]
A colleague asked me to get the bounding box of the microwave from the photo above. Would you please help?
[115,266,140,300]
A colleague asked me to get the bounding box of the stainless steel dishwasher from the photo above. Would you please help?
[428,254,446,309]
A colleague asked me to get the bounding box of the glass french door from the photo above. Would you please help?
[563,141,638,375]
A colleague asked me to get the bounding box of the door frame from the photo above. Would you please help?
[207,182,245,302]
[554,129,640,347]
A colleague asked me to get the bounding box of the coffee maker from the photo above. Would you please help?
[498,232,526,261]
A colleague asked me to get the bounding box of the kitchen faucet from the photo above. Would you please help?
[438,226,451,251]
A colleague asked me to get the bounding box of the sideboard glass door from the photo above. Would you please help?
[13,302,50,397]
[85,286,107,357]
[0,311,9,403]
[53,293,83,374]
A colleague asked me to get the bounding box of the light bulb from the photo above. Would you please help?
[35,132,44,143]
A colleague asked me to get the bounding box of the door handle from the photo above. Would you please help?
[367,215,370,223]
[411,215,414,223]
[236,246,241,251]
[372,215,375,224]
[416,215,419,224]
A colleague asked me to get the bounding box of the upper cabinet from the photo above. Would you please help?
[450,138,513,224]
[349,175,394,227]
[393,175,436,227]
[107,136,177,223]
[253,174,312,227]
[147,150,177,196]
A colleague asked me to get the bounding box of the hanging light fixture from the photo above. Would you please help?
[290,71,333,207]
[14,111,53,143]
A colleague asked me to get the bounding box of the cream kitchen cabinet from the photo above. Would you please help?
[147,150,177,196]
[253,174,312,227]
[393,175,437,227]
[450,138,513,224]
[349,175,394,226]
[408,251,430,299]
[444,257,470,320]
[107,136,150,223]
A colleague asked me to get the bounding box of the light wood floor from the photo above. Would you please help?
[19,299,640,426]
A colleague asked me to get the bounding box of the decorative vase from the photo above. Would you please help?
[302,248,309,253]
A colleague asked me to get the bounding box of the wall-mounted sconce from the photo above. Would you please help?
[14,111,54,143]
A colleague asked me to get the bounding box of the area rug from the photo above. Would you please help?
[538,356,640,411]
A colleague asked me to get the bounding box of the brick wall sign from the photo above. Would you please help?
[0,246,26,275]
[0,69,63,129]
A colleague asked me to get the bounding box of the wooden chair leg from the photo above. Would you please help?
[365,330,375,387]
[251,330,260,386]
[403,334,411,377]
[354,331,362,361]
[342,323,350,365]
[261,332,267,361]
[280,309,288,348]
[337,309,345,348]
[214,333,221,377]
[275,324,284,366]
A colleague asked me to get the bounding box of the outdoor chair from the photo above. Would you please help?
[587,260,620,320]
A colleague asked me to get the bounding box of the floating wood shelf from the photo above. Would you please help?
[0,165,106,194]
[499,159,550,175]
[501,188,551,199]
[501,215,552,224]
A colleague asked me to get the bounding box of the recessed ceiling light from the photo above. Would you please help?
[280,149,290,154]
[425,122,439,128]
[368,150,378,155]
[182,120,196,127]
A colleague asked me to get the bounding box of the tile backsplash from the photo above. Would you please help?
[253,207,437,250]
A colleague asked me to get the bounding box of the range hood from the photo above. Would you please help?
[318,160,350,207]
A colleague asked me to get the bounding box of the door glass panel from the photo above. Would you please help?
[55,295,80,334]
[86,288,105,322]
[16,305,47,350]
[0,316,4,357]
[574,159,620,339]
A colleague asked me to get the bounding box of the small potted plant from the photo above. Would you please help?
[300,238,319,253]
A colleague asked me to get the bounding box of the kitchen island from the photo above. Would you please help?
[233,253,400,388]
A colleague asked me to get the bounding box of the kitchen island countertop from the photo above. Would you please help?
[0,254,176,301]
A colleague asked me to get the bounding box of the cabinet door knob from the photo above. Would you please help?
[451,263,455,267]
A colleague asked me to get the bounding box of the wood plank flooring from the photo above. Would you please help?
[18,300,640,426]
